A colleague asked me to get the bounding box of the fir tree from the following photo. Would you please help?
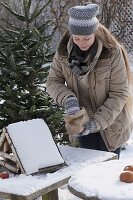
[0,0,67,143]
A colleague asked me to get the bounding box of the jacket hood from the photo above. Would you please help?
[57,29,110,61]
[57,29,71,57]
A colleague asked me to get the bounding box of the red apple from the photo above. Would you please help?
[0,172,9,179]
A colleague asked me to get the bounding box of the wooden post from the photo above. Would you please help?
[42,189,58,200]
[0,132,6,149]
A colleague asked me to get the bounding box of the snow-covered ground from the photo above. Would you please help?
[59,133,133,200]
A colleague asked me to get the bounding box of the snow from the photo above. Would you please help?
[59,145,116,167]
[68,133,133,200]
[0,119,133,200]
[0,145,116,196]
[0,172,69,195]
[7,119,64,175]
[69,160,133,200]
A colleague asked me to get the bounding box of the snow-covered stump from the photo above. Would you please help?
[68,160,133,200]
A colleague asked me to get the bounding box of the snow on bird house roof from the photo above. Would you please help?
[6,118,65,175]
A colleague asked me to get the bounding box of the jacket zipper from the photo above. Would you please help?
[89,71,97,113]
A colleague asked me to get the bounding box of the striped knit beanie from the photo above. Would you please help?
[68,3,99,35]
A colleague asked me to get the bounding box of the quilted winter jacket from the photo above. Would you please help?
[46,30,133,151]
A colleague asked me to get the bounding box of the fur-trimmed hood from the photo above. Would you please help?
[56,29,110,60]
[57,29,71,57]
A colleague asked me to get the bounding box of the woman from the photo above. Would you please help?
[46,3,133,158]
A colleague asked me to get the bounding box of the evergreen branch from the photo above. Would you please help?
[28,0,41,22]
[0,2,26,21]
[0,51,8,60]
[32,27,41,39]
[0,34,7,42]
[0,40,15,44]
[27,0,32,10]
[17,28,26,41]
[0,58,6,63]
[0,24,18,39]
[29,0,50,22]
[24,0,32,15]
[0,18,21,31]
[1,25,19,35]
[9,54,17,70]
[23,0,30,21]
[37,20,52,34]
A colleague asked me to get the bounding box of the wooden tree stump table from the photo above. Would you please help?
[68,159,133,200]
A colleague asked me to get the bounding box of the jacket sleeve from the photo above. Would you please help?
[93,47,129,130]
[46,53,75,106]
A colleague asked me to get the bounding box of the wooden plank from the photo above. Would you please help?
[0,192,12,200]
[0,160,21,173]
[5,131,25,174]
[0,151,17,162]
[0,176,70,200]
[104,154,118,161]
[42,189,58,200]
[3,140,11,153]
[68,185,100,200]
[24,176,70,200]
[11,194,28,200]
[38,163,66,174]
[0,132,6,150]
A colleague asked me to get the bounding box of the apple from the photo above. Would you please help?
[123,165,133,172]
[0,172,9,179]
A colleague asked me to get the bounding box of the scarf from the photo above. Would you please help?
[69,39,98,76]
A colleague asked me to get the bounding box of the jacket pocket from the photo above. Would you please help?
[111,106,131,134]
[103,106,131,150]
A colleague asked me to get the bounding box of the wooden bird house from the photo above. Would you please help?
[0,119,65,175]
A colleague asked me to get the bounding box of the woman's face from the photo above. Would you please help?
[72,34,95,51]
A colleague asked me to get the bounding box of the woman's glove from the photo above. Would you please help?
[64,107,89,135]
[78,119,101,137]
[64,95,80,115]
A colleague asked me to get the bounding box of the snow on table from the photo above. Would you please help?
[69,159,133,200]
[59,145,116,167]
[0,146,116,196]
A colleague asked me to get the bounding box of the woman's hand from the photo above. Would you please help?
[79,119,101,136]
[64,95,80,115]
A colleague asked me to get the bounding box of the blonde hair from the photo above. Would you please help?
[95,24,133,117]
